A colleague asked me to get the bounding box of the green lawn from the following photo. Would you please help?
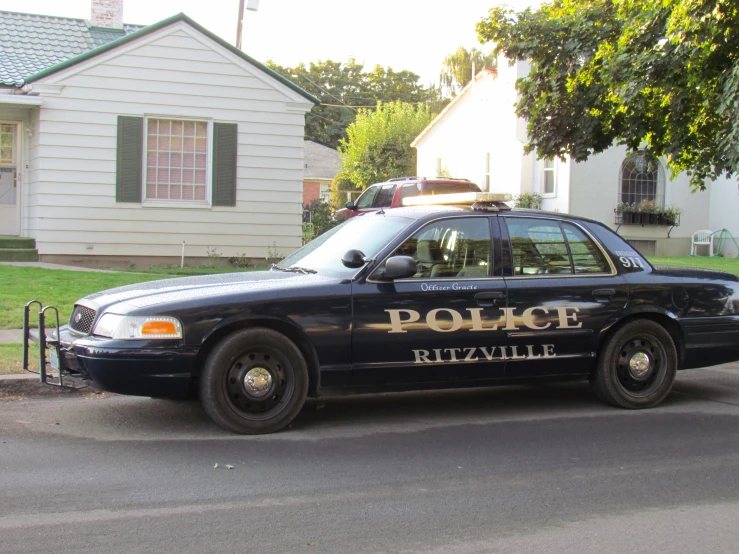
[0,343,34,375]
[648,256,739,277]
[0,265,261,330]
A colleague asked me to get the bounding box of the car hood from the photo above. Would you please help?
[652,265,739,282]
[78,270,339,313]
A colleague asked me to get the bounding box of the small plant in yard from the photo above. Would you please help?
[515,192,543,210]
[302,222,315,245]
[266,242,283,266]
[228,253,251,268]
[204,246,222,268]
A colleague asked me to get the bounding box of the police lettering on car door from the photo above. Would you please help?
[385,305,582,364]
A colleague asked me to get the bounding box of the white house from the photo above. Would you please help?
[412,61,739,257]
[0,2,318,266]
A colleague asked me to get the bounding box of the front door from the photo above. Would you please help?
[501,215,629,377]
[351,214,510,388]
[0,123,18,235]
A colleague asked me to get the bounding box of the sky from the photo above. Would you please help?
[0,0,538,86]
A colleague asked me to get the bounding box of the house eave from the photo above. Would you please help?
[0,94,42,106]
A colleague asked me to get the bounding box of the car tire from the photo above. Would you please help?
[199,327,309,434]
[592,319,677,409]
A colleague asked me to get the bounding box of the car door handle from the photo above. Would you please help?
[592,288,616,302]
[474,292,506,307]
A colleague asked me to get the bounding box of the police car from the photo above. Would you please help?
[24,193,739,434]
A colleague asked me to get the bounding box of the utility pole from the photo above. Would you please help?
[236,0,260,50]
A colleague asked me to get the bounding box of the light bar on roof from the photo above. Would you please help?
[402,192,513,206]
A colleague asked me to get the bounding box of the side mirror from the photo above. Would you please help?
[346,201,356,210]
[341,249,367,269]
[382,256,417,280]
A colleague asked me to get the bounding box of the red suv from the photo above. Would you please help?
[335,177,482,219]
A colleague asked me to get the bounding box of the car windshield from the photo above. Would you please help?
[276,213,413,276]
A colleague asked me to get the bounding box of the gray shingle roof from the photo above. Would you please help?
[0,10,143,87]
[303,140,341,180]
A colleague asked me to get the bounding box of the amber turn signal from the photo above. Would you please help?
[141,320,178,336]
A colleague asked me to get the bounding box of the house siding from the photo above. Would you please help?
[708,178,739,257]
[28,25,310,261]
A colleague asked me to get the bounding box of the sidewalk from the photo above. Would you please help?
[0,329,23,344]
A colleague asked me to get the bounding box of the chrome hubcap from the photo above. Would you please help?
[244,367,272,397]
[628,352,651,380]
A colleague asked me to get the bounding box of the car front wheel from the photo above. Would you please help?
[592,319,677,409]
[199,327,309,434]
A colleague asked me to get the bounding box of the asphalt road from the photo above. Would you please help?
[3,366,739,553]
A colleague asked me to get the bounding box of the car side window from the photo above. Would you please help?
[373,184,396,208]
[355,186,379,209]
[506,218,572,275]
[561,222,611,274]
[393,217,492,279]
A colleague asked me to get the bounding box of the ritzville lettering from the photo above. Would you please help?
[385,306,581,333]
[412,344,556,364]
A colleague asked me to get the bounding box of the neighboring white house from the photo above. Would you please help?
[412,61,739,257]
[0,2,318,266]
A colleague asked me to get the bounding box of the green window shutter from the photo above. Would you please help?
[212,122,238,207]
[115,116,143,203]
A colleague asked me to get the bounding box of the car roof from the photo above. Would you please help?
[377,205,601,226]
[369,178,479,187]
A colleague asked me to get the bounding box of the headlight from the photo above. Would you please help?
[93,314,183,339]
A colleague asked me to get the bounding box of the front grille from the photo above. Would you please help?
[69,305,96,334]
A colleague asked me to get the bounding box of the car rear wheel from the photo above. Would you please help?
[199,327,309,434]
[592,319,677,409]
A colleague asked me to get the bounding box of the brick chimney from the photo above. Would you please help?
[91,0,124,29]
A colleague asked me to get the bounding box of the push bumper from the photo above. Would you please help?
[23,301,197,398]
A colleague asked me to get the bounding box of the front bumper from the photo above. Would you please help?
[26,320,198,399]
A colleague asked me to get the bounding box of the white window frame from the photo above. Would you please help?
[541,158,556,198]
[142,115,213,209]
[319,182,331,202]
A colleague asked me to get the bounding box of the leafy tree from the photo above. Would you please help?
[337,101,434,188]
[440,46,496,96]
[267,59,442,147]
[476,0,739,190]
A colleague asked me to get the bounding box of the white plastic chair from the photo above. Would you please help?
[691,229,714,256]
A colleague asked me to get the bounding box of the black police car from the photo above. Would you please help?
[24,193,739,434]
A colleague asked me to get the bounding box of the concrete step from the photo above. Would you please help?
[0,236,36,249]
[0,248,39,262]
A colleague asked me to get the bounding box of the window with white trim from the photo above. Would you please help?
[619,151,664,207]
[542,158,556,196]
[145,118,209,203]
